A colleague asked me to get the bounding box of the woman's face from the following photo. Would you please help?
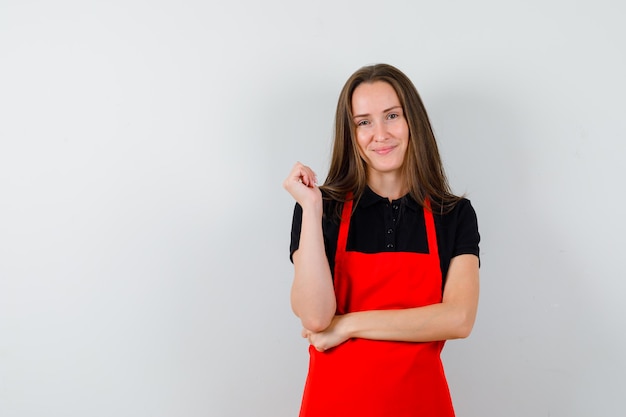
[351,81,409,180]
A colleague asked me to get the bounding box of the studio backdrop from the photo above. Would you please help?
[1,1,624,416]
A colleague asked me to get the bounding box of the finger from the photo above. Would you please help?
[284,166,303,190]
[296,163,317,187]
[285,163,314,189]
[300,169,316,187]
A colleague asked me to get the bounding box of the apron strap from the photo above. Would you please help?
[423,198,439,259]
[337,193,353,252]
[338,193,439,259]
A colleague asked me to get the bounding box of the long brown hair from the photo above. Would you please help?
[320,63,461,214]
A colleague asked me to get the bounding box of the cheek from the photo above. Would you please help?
[396,122,410,139]
[355,133,369,153]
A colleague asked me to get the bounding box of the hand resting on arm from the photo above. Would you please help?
[303,254,479,352]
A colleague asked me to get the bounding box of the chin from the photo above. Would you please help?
[370,164,404,175]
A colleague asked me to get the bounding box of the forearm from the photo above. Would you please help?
[342,302,475,343]
[302,256,479,352]
[291,207,336,332]
[340,254,479,343]
[303,302,476,352]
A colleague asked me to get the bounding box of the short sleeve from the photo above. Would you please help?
[288,199,340,272]
[289,203,303,263]
[452,199,480,260]
[436,198,480,282]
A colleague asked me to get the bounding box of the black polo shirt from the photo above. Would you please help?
[289,187,480,285]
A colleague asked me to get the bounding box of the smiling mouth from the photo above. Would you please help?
[373,146,395,155]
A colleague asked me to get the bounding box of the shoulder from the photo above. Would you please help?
[438,198,478,226]
[436,197,480,257]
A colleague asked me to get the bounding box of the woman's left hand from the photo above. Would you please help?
[302,315,350,352]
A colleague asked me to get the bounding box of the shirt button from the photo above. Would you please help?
[387,228,393,234]
[392,204,399,210]
[386,243,394,249]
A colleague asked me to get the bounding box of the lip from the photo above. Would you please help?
[372,145,396,155]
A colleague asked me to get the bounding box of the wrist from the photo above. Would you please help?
[301,203,323,219]
[339,312,357,339]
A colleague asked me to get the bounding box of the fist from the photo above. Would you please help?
[282,162,322,210]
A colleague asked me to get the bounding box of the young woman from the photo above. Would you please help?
[283,64,480,417]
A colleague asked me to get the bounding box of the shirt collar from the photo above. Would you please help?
[359,186,419,211]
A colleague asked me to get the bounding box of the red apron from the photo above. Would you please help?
[299,197,455,417]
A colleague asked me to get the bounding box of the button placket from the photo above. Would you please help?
[384,201,399,250]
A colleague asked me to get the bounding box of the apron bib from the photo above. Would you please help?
[299,197,455,417]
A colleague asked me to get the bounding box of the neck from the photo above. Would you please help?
[367,173,407,201]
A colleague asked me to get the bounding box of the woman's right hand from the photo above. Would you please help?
[282,162,322,211]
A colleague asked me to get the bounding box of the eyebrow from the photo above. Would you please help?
[352,105,403,119]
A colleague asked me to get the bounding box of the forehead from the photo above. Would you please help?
[351,81,401,113]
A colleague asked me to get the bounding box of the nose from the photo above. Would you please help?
[373,120,388,142]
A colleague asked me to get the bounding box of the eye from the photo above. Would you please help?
[387,113,399,120]
[356,119,370,127]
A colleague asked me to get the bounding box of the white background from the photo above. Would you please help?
[1,1,625,416]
